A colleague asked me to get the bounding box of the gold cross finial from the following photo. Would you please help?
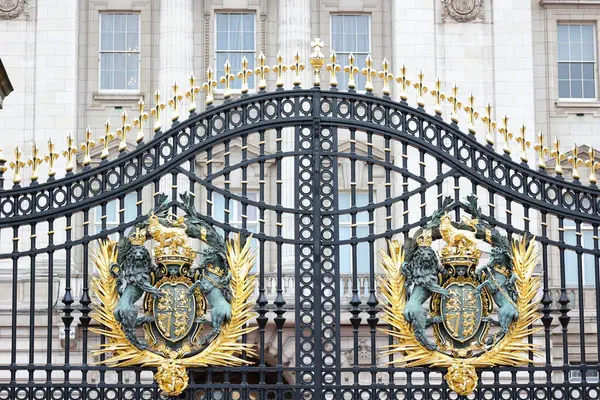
[361,54,377,92]
[378,57,394,96]
[568,144,584,180]
[273,51,287,88]
[309,37,325,87]
[327,51,341,88]
[238,56,253,94]
[202,67,218,105]
[413,70,428,107]
[63,133,77,173]
[150,88,166,132]
[515,124,531,163]
[168,82,184,121]
[396,65,410,101]
[116,111,131,153]
[447,83,462,124]
[44,138,59,178]
[133,98,148,144]
[310,37,325,52]
[290,49,305,87]
[480,103,496,145]
[220,60,236,99]
[430,77,445,116]
[463,92,479,135]
[9,146,25,184]
[185,73,201,113]
[586,146,600,184]
[81,127,96,167]
[255,52,269,91]
[99,119,114,160]
[27,143,43,182]
[533,130,549,170]
[550,137,565,176]
[498,114,512,155]
[343,52,359,90]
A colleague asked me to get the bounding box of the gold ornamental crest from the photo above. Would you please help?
[378,195,542,396]
[90,193,257,396]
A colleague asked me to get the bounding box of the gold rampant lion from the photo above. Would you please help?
[147,213,189,248]
[439,213,478,249]
[378,236,542,396]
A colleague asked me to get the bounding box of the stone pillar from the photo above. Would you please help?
[279,0,311,271]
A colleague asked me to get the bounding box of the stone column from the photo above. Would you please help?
[279,0,311,271]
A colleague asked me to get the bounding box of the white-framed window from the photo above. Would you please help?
[569,365,599,383]
[331,14,371,91]
[94,193,138,234]
[215,12,255,91]
[99,12,140,92]
[564,221,596,287]
[558,23,596,99]
[339,192,370,274]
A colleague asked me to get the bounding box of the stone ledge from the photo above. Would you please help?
[92,92,143,103]
[555,100,600,109]
[541,0,600,4]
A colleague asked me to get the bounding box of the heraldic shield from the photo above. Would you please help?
[90,193,257,396]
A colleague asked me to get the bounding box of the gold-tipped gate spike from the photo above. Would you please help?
[290,49,305,87]
[326,51,341,88]
[463,92,479,135]
[116,111,131,153]
[430,77,445,116]
[27,143,43,182]
[481,103,496,145]
[378,58,393,96]
[9,146,25,184]
[238,56,253,94]
[150,89,166,132]
[63,133,77,173]
[220,60,235,99]
[309,38,325,87]
[361,54,377,92]
[447,83,462,124]
[255,53,269,91]
[550,137,565,176]
[186,73,201,113]
[413,70,428,107]
[568,144,584,180]
[202,67,218,106]
[498,114,512,155]
[45,138,59,178]
[168,82,183,121]
[515,124,531,163]
[343,52,359,90]
[273,52,287,89]
[533,130,549,170]
[586,146,600,184]
[396,65,410,102]
[99,120,114,160]
[81,127,96,167]
[133,98,148,144]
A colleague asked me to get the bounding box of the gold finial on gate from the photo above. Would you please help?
[9,146,25,184]
[378,58,393,96]
[255,53,269,91]
[309,38,325,87]
[481,104,496,145]
[186,73,201,113]
[202,67,218,106]
[150,89,166,132]
[133,98,148,144]
[45,138,59,178]
[63,133,77,173]
[327,51,341,88]
[515,124,531,163]
[498,114,512,155]
[430,77,445,116]
[27,143,43,182]
[343,52,359,90]
[568,144,583,180]
[116,111,131,153]
[361,54,377,92]
[586,146,600,184]
[463,93,479,135]
[396,65,410,102]
[273,51,287,88]
[290,49,305,87]
[81,127,96,167]
[447,83,462,124]
[238,56,253,94]
[413,70,428,107]
[550,137,565,176]
[168,82,183,121]
[220,60,236,99]
[99,120,114,160]
[533,130,548,170]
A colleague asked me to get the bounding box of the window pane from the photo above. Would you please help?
[572,80,583,98]
[559,80,570,98]
[570,24,582,43]
[565,248,578,286]
[332,15,343,34]
[243,31,254,51]
[216,13,228,31]
[114,32,127,51]
[101,32,113,51]
[244,13,254,33]
[558,25,569,43]
[100,71,113,90]
[584,80,595,98]
[571,43,582,61]
[332,33,343,53]
[583,63,594,79]
[571,63,583,79]
[344,15,357,35]
[583,25,594,42]
[583,42,595,62]
[127,14,139,33]
[127,33,139,51]
[340,243,351,274]
[217,30,228,50]
[114,14,127,32]
[346,32,356,52]
[357,15,369,34]
[558,43,570,61]
[114,71,126,90]
[559,63,570,79]
[357,33,369,53]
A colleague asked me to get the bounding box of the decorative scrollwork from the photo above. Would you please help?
[442,0,485,23]
[0,0,26,19]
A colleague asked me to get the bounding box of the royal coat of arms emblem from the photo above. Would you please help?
[90,193,257,396]
[379,195,541,396]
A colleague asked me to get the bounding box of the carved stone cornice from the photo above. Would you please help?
[442,0,484,23]
[0,0,26,19]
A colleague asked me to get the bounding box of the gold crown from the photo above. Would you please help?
[154,243,196,266]
[440,242,482,266]
[493,264,511,278]
[206,263,226,278]
[416,229,433,247]
[129,227,147,246]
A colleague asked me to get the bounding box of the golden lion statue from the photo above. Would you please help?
[147,214,188,248]
[439,213,477,248]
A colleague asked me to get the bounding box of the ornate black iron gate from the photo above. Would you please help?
[1,43,600,400]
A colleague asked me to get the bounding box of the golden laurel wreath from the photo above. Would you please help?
[90,234,257,396]
[378,237,542,396]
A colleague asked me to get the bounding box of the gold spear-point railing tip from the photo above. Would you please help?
[45,138,59,178]
[514,123,531,163]
[220,59,236,99]
[567,143,583,180]
[203,67,218,106]
[168,81,183,122]
[413,69,427,108]
[309,37,325,87]
[447,83,462,124]
[586,146,600,184]
[81,126,96,167]
[186,73,201,113]
[273,51,287,88]
[378,57,393,97]
[343,52,359,90]
[116,110,131,153]
[498,114,512,155]
[63,133,77,173]
[290,49,305,87]
[133,97,149,143]
[326,50,341,89]
[534,130,549,170]
[238,56,253,94]
[396,64,410,101]
[255,52,269,91]
[463,92,479,135]
[27,142,43,182]
[481,103,496,146]
[150,88,166,132]
[99,119,114,160]
[9,145,25,184]
[550,137,565,176]
[361,54,377,92]
[430,77,445,116]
